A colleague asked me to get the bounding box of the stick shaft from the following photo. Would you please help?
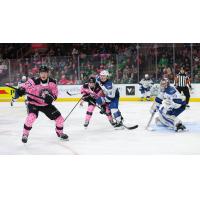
[5,85,45,100]
[145,112,155,130]
[64,98,83,122]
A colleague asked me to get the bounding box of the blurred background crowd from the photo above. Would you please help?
[0,43,200,85]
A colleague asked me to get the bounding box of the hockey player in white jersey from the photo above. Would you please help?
[139,74,154,101]
[150,78,187,132]
[96,70,123,128]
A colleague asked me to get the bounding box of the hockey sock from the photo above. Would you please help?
[55,116,64,136]
[85,105,95,122]
[23,113,37,136]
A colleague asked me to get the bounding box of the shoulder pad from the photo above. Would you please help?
[32,77,40,85]
[83,83,88,89]
[49,78,57,84]
[105,80,113,89]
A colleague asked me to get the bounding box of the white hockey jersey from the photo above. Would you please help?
[139,78,153,89]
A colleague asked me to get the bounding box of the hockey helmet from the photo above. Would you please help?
[100,70,109,77]
[88,77,96,84]
[144,74,149,79]
[39,65,49,73]
[22,75,26,81]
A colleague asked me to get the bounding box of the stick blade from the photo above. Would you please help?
[124,125,138,130]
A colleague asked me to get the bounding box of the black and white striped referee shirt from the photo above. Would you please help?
[175,72,191,87]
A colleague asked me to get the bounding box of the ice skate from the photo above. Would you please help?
[60,133,69,140]
[22,134,28,143]
[84,121,89,128]
[175,123,187,132]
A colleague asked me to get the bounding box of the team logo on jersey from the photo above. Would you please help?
[126,86,135,95]
[39,88,52,98]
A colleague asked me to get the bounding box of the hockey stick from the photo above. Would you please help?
[5,85,45,100]
[64,97,83,122]
[66,91,81,96]
[96,104,138,130]
[85,98,138,130]
[145,112,155,130]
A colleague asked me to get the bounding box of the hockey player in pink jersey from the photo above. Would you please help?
[80,77,115,128]
[16,66,68,143]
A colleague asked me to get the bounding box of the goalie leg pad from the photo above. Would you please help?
[158,112,174,128]
[158,108,182,129]
[168,105,186,117]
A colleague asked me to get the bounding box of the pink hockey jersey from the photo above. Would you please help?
[80,82,104,99]
[21,77,58,106]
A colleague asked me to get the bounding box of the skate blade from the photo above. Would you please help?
[60,137,69,141]
[146,127,155,131]
[176,129,189,133]
[114,126,124,130]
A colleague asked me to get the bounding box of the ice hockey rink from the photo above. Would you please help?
[0,101,200,155]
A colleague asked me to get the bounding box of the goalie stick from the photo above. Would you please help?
[145,112,155,130]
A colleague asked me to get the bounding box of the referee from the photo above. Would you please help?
[174,67,192,107]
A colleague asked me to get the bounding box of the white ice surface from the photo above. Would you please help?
[0,101,200,154]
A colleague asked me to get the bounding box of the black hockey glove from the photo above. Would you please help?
[16,87,26,97]
[44,94,54,104]
[82,95,95,104]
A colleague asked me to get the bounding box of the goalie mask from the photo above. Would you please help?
[160,78,170,92]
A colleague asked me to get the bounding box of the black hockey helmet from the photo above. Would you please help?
[88,77,96,84]
[39,65,49,73]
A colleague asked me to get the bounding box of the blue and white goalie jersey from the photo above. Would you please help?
[155,86,186,111]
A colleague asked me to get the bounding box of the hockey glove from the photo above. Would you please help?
[44,94,54,104]
[82,94,90,101]
[82,95,96,105]
[16,87,26,97]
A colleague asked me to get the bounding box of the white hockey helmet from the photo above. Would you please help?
[144,74,149,79]
[100,70,109,77]
[160,78,170,91]
[22,75,26,81]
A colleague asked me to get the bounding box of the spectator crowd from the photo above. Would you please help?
[0,43,200,85]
